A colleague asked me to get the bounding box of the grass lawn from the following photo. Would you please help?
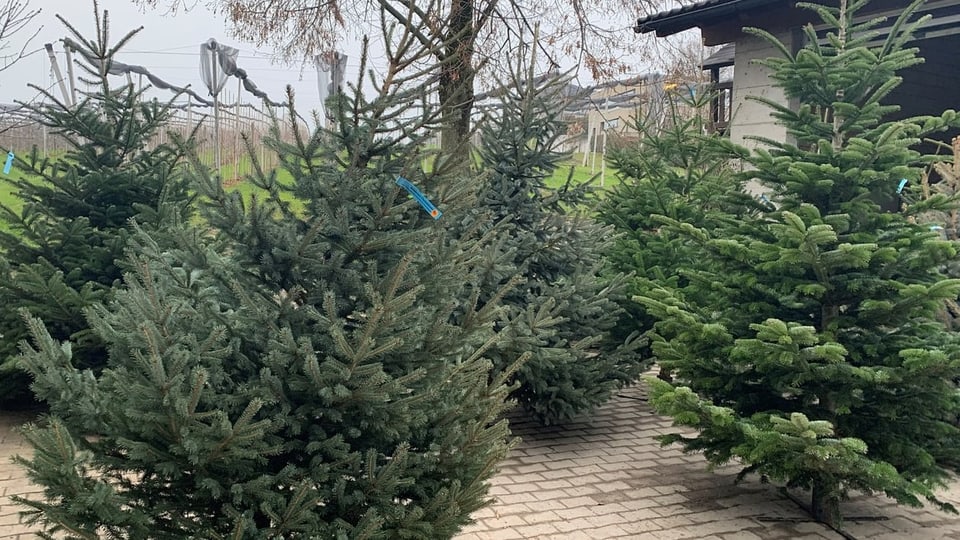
[0,175,19,211]
[0,151,621,232]
[0,166,33,232]
[223,152,619,194]
[546,156,621,191]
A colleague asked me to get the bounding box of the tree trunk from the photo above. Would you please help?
[437,0,476,165]
[811,480,842,529]
[438,64,474,157]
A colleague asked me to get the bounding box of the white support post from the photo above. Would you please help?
[582,125,591,167]
[590,126,599,174]
[44,44,71,107]
[235,77,241,179]
[213,54,221,173]
[601,127,608,187]
[64,44,77,106]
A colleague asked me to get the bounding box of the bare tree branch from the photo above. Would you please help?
[0,0,41,73]
[129,0,706,154]
[0,0,42,137]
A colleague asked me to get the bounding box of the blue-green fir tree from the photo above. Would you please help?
[0,6,192,408]
[473,61,645,425]
[639,0,960,528]
[13,21,517,539]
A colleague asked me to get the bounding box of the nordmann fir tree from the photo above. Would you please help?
[0,5,192,408]
[473,59,644,424]
[599,93,758,368]
[14,25,519,540]
[641,0,960,528]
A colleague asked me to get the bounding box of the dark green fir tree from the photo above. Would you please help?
[13,21,517,539]
[639,0,960,528]
[0,5,191,407]
[474,59,644,424]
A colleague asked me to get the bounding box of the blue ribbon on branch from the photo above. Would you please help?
[396,176,442,220]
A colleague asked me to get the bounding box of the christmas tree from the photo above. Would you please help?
[599,94,757,370]
[14,22,517,540]
[0,7,192,408]
[639,0,960,527]
[473,60,644,424]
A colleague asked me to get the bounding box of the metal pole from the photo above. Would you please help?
[235,77,241,180]
[582,123,591,167]
[601,98,610,187]
[213,51,221,173]
[260,106,266,171]
[601,127,608,187]
[42,51,49,155]
[590,125,598,174]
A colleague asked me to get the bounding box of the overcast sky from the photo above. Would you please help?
[2,0,363,115]
[2,0,683,126]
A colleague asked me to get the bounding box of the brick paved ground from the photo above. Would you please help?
[0,411,41,540]
[3,383,960,539]
[456,383,960,540]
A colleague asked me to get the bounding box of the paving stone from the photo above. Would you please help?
[880,516,921,530]
[512,462,550,474]
[521,510,562,525]
[567,464,605,476]
[583,524,632,538]
[720,531,764,540]
[502,482,542,494]
[546,530,596,540]
[693,518,767,536]
[494,491,541,505]
[487,484,510,497]
[586,502,630,516]
[506,472,546,484]
[584,512,631,528]
[617,508,660,521]
[550,516,596,533]
[551,504,597,520]
[906,511,950,525]
[522,500,564,513]
[652,514,697,529]
[535,479,573,490]
[562,485,602,497]
[648,526,707,539]
[560,495,602,509]
[653,503,696,517]
[516,453,553,465]
[486,501,529,516]
[485,527,526,539]
[843,519,897,537]
[479,514,526,529]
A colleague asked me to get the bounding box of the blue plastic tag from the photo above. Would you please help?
[396,176,442,220]
[897,179,908,194]
[3,151,13,175]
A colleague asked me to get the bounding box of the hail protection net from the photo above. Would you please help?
[315,55,329,107]
[200,39,239,98]
[315,51,347,115]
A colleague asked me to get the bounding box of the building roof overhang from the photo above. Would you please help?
[634,0,781,37]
